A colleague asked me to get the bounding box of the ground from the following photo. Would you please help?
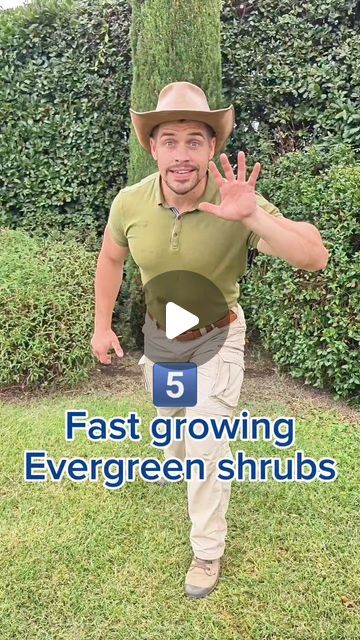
[1,340,359,639]
[1,340,358,425]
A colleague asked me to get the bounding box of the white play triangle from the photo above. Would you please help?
[165,302,199,340]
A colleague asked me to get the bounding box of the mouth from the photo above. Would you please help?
[169,168,196,179]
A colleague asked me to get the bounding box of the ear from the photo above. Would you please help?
[149,137,157,161]
[209,137,216,161]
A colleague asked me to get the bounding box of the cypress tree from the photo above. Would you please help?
[121,0,225,348]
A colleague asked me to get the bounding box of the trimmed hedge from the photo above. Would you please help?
[242,143,359,402]
[1,0,131,244]
[0,228,97,388]
[1,0,359,239]
[222,0,360,165]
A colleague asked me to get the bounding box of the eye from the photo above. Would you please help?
[190,140,200,147]
[165,140,174,146]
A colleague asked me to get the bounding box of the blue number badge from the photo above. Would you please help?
[153,363,197,407]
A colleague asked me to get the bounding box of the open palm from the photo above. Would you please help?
[199,151,261,221]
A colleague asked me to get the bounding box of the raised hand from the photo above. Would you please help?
[198,151,261,221]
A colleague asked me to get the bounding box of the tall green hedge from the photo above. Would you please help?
[242,143,359,402]
[1,0,131,245]
[1,0,359,240]
[222,0,360,166]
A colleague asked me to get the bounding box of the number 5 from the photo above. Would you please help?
[166,371,184,398]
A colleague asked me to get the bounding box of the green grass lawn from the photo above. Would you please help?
[0,387,359,640]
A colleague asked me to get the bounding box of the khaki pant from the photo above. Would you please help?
[138,303,246,560]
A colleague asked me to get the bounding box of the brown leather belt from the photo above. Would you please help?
[148,309,237,341]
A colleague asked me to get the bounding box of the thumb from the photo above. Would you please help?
[111,337,124,358]
[198,202,219,215]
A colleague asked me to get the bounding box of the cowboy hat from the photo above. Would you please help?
[129,81,235,155]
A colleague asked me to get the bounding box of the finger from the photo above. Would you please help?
[247,161,261,187]
[237,151,246,182]
[93,345,111,364]
[220,153,236,181]
[112,338,124,358]
[207,160,224,188]
[198,202,221,215]
[91,347,101,362]
[91,339,105,359]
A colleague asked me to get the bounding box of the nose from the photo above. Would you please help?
[173,142,192,164]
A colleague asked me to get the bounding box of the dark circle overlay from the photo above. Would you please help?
[142,270,235,365]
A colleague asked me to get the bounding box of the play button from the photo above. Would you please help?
[166,302,199,340]
[141,270,244,366]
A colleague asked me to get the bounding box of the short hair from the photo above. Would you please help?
[150,120,216,142]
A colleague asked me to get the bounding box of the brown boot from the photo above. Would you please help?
[184,556,221,599]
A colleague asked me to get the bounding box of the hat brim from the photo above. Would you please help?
[130,106,235,155]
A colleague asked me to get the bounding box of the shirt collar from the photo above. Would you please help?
[155,168,219,212]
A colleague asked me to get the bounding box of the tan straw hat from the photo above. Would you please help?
[130,81,235,155]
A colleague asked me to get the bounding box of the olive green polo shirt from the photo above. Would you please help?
[107,169,283,326]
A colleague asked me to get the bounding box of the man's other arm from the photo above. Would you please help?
[91,225,129,364]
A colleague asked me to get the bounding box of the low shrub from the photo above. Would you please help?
[242,144,359,402]
[0,228,97,388]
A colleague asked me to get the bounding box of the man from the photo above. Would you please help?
[91,82,328,599]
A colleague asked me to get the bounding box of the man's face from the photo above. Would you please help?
[149,120,216,196]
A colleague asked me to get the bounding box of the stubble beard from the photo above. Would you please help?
[164,168,207,196]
